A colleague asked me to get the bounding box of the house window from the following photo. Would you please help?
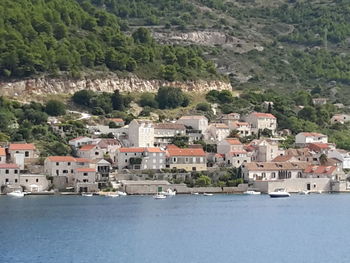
[25,151,29,157]
[173,157,177,163]
[95,152,99,155]
[15,179,18,183]
[271,172,276,178]
[56,162,59,166]
[36,179,39,183]
[26,179,28,182]
[5,169,9,174]
[68,162,71,166]
[14,170,18,174]
[5,179,8,183]
[83,173,88,176]
[83,179,88,183]
[185,158,189,163]
[63,170,68,174]
[262,172,266,178]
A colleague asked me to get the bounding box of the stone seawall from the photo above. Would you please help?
[0,76,232,100]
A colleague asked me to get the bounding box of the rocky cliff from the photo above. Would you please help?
[0,76,232,100]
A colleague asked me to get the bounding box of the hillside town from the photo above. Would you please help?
[1,108,350,196]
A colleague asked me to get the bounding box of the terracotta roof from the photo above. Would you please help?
[96,138,120,148]
[243,162,309,171]
[0,163,19,169]
[304,165,337,175]
[145,148,164,153]
[234,121,249,127]
[285,148,313,157]
[215,153,225,158]
[298,132,326,137]
[76,168,96,172]
[79,144,96,151]
[225,138,242,145]
[210,123,229,129]
[47,156,76,162]
[9,143,35,151]
[154,123,186,130]
[308,143,330,152]
[167,147,205,157]
[250,112,276,119]
[119,147,146,153]
[46,156,90,163]
[0,147,5,156]
[272,155,295,162]
[178,115,207,120]
[109,118,124,122]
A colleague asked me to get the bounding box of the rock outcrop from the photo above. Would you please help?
[0,76,232,100]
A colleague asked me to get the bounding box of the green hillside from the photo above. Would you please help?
[0,0,219,80]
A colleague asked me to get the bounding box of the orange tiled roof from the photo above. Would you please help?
[225,138,242,145]
[299,132,326,137]
[0,147,5,156]
[109,118,124,122]
[251,112,276,119]
[0,163,19,169]
[119,147,163,153]
[167,147,205,157]
[304,165,337,175]
[46,156,91,163]
[9,143,35,151]
[79,144,96,151]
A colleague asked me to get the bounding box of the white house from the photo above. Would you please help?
[128,119,154,147]
[217,138,251,167]
[330,114,350,124]
[117,147,165,171]
[8,143,38,165]
[68,136,94,148]
[328,149,350,169]
[154,123,186,146]
[229,121,251,137]
[244,112,277,135]
[20,174,49,192]
[0,147,6,164]
[295,132,328,147]
[0,164,20,190]
[207,123,230,142]
[176,115,208,132]
[219,113,241,127]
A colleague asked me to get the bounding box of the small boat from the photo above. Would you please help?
[107,192,119,198]
[203,193,213,196]
[191,192,199,195]
[153,193,166,199]
[7,190,25,198]
[244,190,261,195]
[117,191,127,196]
[164,189,176,196]
[81,192,93,197]
[269,188,290,198]
[298,190,309,195]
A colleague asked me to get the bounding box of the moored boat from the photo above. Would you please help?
[244,190,261,195]
[107,192,119,198]
[81,192,93,197]
[298,190,309,195]
[203,193,213,196]
[269,188,290,198]
[117,191,127,196]
[7,190,25,198]
[153,193,166,199]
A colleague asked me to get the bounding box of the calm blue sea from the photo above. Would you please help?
[0,194,349,263]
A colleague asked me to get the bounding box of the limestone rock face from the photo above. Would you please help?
[0,76,232,101]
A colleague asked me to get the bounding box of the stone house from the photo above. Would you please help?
[117,147,166,171]
[176,115,208,132]
[108,118,125,127]
[128,119,154,147]
[244,112,277,136]
[250,139,284,162]
[328,149,350,169]
[330,114,350,124]
[166,145,207,172]
[303,165,345,181]
[219,113,241,127]
[295,132,328,147]
[217,138,250,167]
[73,167,99,193]
[229,121,251,137]
[206,123,230,142]
[20,174,49,192]
[68,136,94,149]
[241,161,309,181]
[154,123,186,146]
[0,164,20,191]
[8,143,38,165]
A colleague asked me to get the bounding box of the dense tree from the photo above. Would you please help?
[45,100,66,116]
[156,86,189,109]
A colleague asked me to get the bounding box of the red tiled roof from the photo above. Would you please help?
[308,143,330,152]
[119,147,146,153]
[272,155,294,162]
[146,148,164,153]
[0,147,5,156]
[0,163,19,169]
[225,138,242,145]
[167,147,205,157]
[109,118,124,122]
[46,156,91,163]
[304,165,337,175]
[76,168,96,172]
[79,144,96,151]
[251,112,276,119]
[9,143,35,151]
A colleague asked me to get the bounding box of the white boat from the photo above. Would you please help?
[153,193,166,199]
[81,192,93,197]
[117,191,127,196]
[269,188,290,198]
[191,192,199,195]
[164,189,176,196]
[107,192,119,198]
[244,190,261,195]
[7,190,25,198]
[203,193,213,196]
[298,190,309,195]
